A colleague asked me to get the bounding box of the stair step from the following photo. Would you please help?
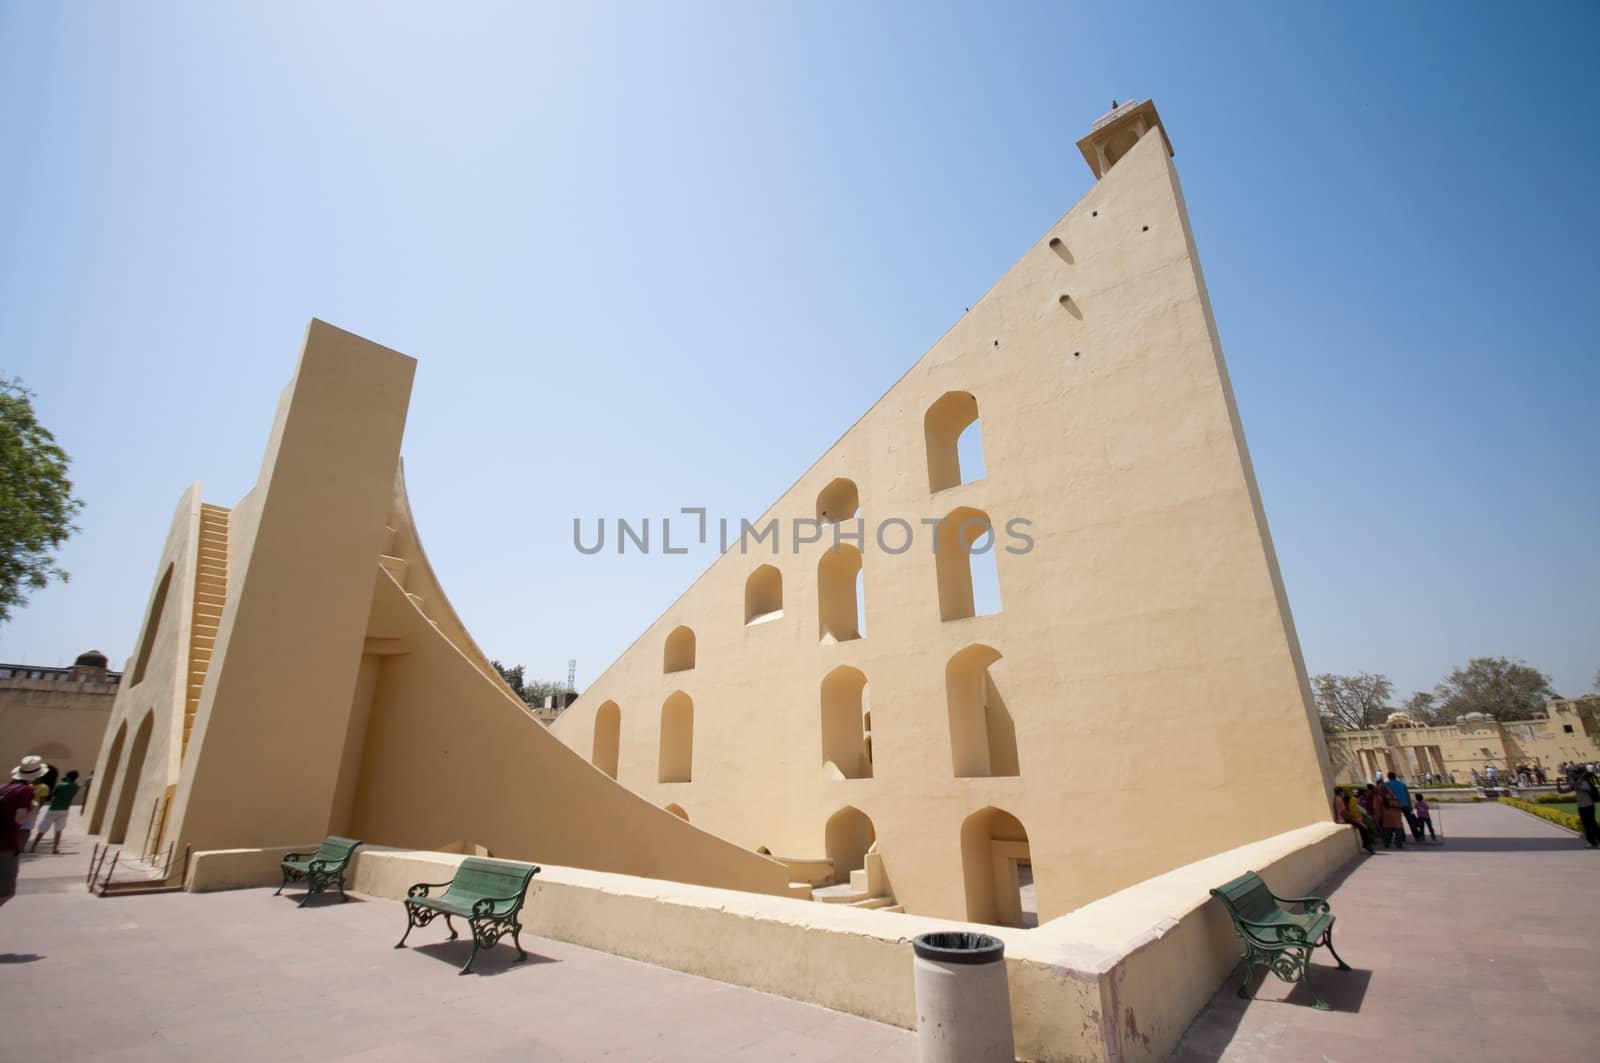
[849,895,897,910]
[811,883,872,904]
[379,555,408,579]
[879,904,904,914]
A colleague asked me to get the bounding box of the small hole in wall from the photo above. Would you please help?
[993,340,999,348]
[1142,225,1149,232]
[1058,295,1071,306]
[1048,237,1062,249]
[1091,210,1098,217]
[1073,351,1081,358]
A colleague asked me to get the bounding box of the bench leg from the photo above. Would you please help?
[274,868,289,896]
[1298,954,1330,1011]
[443,914,459,940]
[395,919,413,949]
[1236,946,1257,1000]
[512,923,526,964]
[460,938,480,976]
[338,873,349,903]
[1322,928,1352,972]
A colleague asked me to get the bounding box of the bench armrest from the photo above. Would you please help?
[406,880,455,900]
[469,893,529,917]
[1235,917,1311,946]
[1269,893,1331,914]
[282,850,318,863]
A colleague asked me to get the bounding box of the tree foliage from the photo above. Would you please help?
[490,660,565,707]
[1312,672,1394,730]
[0,378,83,625]
[1401,690,1439,725]
[1433,656,1553,722]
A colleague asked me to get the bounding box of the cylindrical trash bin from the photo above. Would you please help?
[911,932,1014,1063]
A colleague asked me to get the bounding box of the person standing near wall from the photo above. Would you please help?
[1378,778,1406,849]
[1570,766,1600,849]
[1,759,42,908]
[30,770,79,854]
[1336,787,1376,854]
[1387,771,1423,842]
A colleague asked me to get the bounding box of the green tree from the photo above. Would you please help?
[0,378,83,625]
[1433,656,1553,721]
[490,660,566,708]
[1401,690,1439,725]
[1312,672,1394,731]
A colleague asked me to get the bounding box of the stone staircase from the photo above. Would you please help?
[378,523,442,632]
[795,851,901,913]
[182,503,230,759]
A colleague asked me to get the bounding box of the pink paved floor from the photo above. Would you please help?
[1169,800,1600,1062]
[2,819,916,1062]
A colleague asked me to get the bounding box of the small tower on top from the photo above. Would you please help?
[1076,98,1174,178]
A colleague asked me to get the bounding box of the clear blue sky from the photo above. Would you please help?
[2,2,1596,701]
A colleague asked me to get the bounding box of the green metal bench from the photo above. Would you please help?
[395,856,541,975]
[276,836,363,906]
[1210,870,1351,1010]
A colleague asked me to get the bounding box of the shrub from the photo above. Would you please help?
[1535,792,1572,804]
[1501,797,1581,833]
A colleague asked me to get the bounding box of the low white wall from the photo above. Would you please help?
[186,820,1355,1062]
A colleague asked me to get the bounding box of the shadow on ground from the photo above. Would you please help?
[275,892,369,907]
[407,939,560,976]
[1171,965,1372,1062]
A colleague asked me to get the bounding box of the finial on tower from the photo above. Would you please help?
[1076,98,1173,179]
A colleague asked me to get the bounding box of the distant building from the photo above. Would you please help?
[0,650,122,780]
[1325,699,1599,784]
[531,689,580,725]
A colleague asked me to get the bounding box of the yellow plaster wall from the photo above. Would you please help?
[84,483,201,852]
[0,676,118,781]
[346,572,796,896]
[163,320,416,854]
[551,116,1333,919]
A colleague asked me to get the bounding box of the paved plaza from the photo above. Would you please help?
[1171,800,1599,1061]
[3,802,1594,1062]
[1,821,916,1062]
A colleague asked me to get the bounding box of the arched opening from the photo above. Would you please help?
[945,645,1019,778]
[658,691,693,783]
[592,701,621,779]
[817,545,863,643]
[924,391,984,492]
[824,806,876,886]
[1101,126,1141,171]
[88,720,127,834]
[935,507,1002,621]
[744,564,783,625]
[960,807,1034,927]
[820,666,872,780]
[664,803,688,821]
[815,477,860,524]
[129,563,173,687]
[663,626,695,673]
[108,711,156,845]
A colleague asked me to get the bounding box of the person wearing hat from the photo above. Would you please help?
[12,756,50,843]
[1,756,45,906]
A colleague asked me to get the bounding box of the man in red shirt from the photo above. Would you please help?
[1,757,44,908]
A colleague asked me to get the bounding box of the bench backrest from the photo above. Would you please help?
[1210,871,1279,924]
[442,857,539,907]
[313,836,362,865]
